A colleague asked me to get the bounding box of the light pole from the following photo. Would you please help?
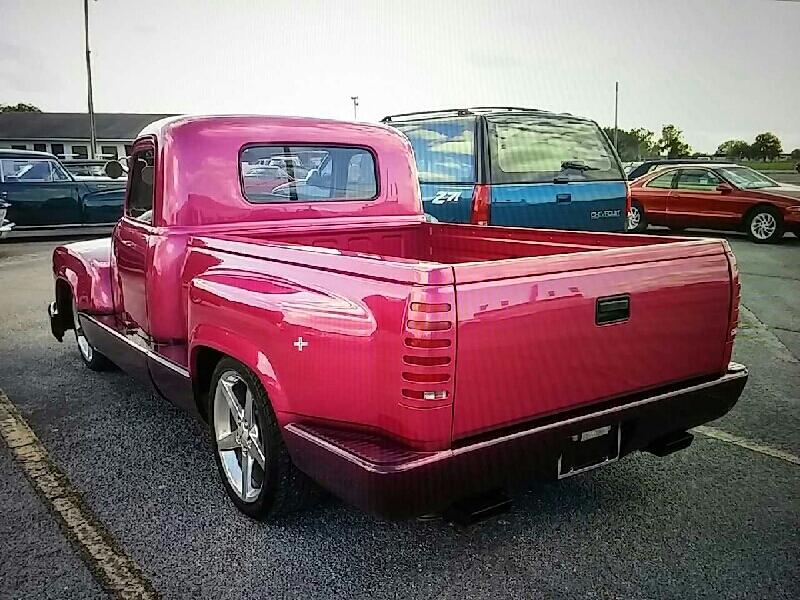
[84,0,97,159]
[613,81,619,152]
[351,96,359,121]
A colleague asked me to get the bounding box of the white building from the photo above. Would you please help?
[0,112,174,159]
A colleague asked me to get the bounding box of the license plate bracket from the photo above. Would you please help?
[558,423,621,479]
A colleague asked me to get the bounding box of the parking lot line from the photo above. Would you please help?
[0,389,158,600]
[693,425,800,466]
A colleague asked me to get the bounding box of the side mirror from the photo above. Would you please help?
[104,160,125,179]
[716,182,734,194]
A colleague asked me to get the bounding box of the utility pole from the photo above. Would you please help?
[84,0,97,159]
[613,81,619,152]
[351,96,359,121]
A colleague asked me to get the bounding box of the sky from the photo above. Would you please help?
[1,0,799,153]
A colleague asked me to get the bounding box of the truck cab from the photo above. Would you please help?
[383,107,629,232]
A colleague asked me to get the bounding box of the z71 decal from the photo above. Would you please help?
[431,191,463,205]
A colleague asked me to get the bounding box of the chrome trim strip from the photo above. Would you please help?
[81,314,190,378]
[14,222,117,230]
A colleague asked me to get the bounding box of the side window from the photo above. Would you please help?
[50,160,72,182]
[240,145,377,203]
[675,168,721,191]
[126,148,155,223]
[0,158,54,182]
[645,171,676,189]
[391,118,476,183]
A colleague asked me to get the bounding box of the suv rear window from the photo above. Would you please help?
[241,145,377,203]
[390,117,476,184]
[487,115,623,184]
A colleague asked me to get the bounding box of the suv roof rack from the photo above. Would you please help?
[381,106,573,123]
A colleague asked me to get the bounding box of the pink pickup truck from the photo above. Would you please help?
[48,115,747,520]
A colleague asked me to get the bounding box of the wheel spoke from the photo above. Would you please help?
[217,431,239,451]
[220,378,242,425]
[241,452,253,499]
[250,434,266,469]
[244,390,254,426]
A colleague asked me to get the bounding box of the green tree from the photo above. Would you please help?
[0,103,41,112]
[657,124,692,158]
[603,127,659,161]
[790,148,800,160]
[751,132,782,161]
[717,139,751,159]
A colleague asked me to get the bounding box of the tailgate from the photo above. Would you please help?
[451,243,733,440]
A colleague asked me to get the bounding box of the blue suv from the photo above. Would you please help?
[383,107,629,232]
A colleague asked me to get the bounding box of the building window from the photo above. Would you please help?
[72,145,89,160]
[33,143,47,152]
[101,145,119,160]
[124,144,133,157]
[51,143,65,157]
[11,144,27,150]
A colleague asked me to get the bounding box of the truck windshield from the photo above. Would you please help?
[487,115,624,184]
[391,117,476,184]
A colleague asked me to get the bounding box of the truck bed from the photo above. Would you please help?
[193,222,736,442]
[227,221,705,265]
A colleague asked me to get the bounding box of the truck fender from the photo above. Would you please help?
[52,237,115,314]
[189,324,290,420]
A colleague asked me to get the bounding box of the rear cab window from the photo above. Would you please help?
[486,115,624,184]
[240,145,377,202]
[389,118,476,183]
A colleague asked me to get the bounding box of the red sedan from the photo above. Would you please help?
[628,163,800,243]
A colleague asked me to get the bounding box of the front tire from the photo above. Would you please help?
[208,357,320,520]
[745,206,783,244]
[71,298,113,371]
[628,201,648,233]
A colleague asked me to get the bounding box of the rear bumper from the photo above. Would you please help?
[284,363,748,518]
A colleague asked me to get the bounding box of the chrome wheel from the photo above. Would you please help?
[72,302,93,361]
[627,205,641,231]
[213,371,266,503]
[750,212,776,240]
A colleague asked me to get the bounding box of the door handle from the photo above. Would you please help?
[556,193,572,203]
[0,191,7,199]
[596,294,630,325]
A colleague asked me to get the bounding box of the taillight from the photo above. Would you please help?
[470,184,490,225]
[402,289,456,405]
[625,183,632,216]
[721,242,740,372]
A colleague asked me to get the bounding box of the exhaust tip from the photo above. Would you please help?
[442,490,512,526]
[646,431,694,457]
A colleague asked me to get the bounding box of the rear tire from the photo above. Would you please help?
[71,298,113,371]
[628,201,647,233]
[745,206,784,244]
[208,357,321,520]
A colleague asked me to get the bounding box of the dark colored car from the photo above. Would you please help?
[0,149,126,235]
[383,107,629,233]
[628,163,800,243]
[626,158,727,181]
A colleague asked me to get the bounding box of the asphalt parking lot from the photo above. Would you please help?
[1,231,798,599]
